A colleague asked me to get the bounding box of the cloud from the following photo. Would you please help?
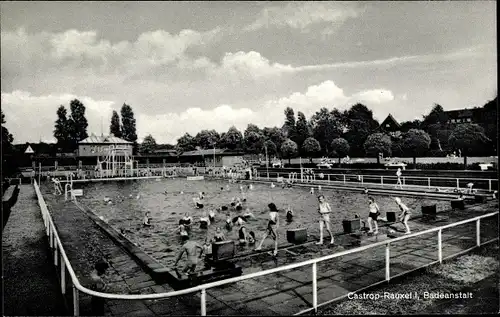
[1,27,222,76]
[136,80,396,143]
[245,2,360,32]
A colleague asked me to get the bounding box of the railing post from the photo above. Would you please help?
[476,219,481,246]
[54,242,58,266]
[49,225,53,248]
[456,178,459,189]
[343,174,346,184]
[385,243,390,281]
[267,172,269,180]
[403,177,406,186]
[438,229,442,263]
[488,179,492,191]
[361,175,364,185]
[328,174,330,183]
[200,288,207,316]
[381,176,384,186]
[61,255,66,294]
[427,177,431,189]
[72,286,79,316]
[312,262,318,312]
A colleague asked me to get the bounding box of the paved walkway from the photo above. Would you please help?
[39,181,498,316]
[2,185,67,316]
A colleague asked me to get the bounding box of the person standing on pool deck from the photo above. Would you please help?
[394,197,411,234]
[255,203,279,256]
[174,235,204,274]
[367,197,380,234]
[316,195,335,245]
[89,260,109,316]
[395,168,403,189]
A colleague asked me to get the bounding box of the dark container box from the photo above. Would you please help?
[475,194,489,204]
[286,228,307,244]
[386,211,397,222]
[451,199,465,210]
[212,241,236,261]
[342,219,361,234]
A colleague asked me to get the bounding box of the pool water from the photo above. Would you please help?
[75,178,448,268]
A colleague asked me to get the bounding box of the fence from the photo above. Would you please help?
[33,180,498,316]
[257,171,498,192]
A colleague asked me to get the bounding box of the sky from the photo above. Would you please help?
[1,1,497,144]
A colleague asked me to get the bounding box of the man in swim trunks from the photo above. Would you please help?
[317,195,335,245]
[174,235,204,274]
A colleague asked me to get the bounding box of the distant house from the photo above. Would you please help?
[378,114,402,137]
[180,149,245,167]
[444,108,482,124]
[78,134,133,157]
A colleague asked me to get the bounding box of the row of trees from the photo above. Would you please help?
[53,100,138,151]
[167,99,495,164]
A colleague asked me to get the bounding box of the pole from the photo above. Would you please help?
[265,144,269,178]
[38,162,41,184]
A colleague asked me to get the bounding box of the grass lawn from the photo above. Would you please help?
[317,242,499,315]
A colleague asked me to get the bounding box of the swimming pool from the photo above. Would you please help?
[75,178,449,268]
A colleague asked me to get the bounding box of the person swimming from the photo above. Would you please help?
[236,217,249,244]
[178,224,189,237]
[199,192,205,200]
[179,213,193,228]
[271,182,276,188]
[193,197,204,209]
[208,209,216,223]
[199,212,210,229]
[242,208,254,220]
[225,214,233,231]
[310,187,315,194]
[143,211,152,227]
[212,227,226,242]
[286,207,293,222]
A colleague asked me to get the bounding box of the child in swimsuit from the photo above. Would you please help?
[395,197,411,234]
[208,209,216,223]
[199,212,210,229]
[367,197,380,234]
[212,227,226,242]
[317,195,335,245]
[143,211,152,227]
[255,203,279,256]
[286,207,293,222]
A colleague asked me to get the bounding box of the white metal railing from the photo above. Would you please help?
[258,171,498,192]
[33,180,498,316]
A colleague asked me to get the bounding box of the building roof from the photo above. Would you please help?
[79,134,132,144]
[180,149,243,157]
[379,113,401,129]
[444,108,480,119]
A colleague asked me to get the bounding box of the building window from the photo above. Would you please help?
[457,119,461,123]
[450,119,455,123]
[386,124,390,128]
[467,118,472,122]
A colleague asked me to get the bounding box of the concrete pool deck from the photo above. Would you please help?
[38,181,498,316]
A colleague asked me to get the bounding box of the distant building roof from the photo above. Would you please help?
[444,108,480,119]
[379,114,401,129]
[180,149,243,157]
[79,134,132,144]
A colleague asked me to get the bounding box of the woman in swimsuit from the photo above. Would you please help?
[285,206,293,222]
[178,224,189,237]
[208,209,216,223]
[255,203,279,256]
[179,213,193,231]
[367,197,380,234]
[225,213,233,231]
[394,197,411,234]
[317,195,335,245]
[199,211,210,229]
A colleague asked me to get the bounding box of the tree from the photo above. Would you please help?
[364,133,392,164]
[221,126,243,150]
[480,96,497,154]
[195,130,220,149]
[280,139,298,165]
[244,124,261,139]
[344,104,378,157]
[400,119,422,132]
[295,111,312,149]
[121,103,137,143]
[302,137,321,163]
[402,129,431,169]
[53,105,70,151]
[310,108,344,155]
[176,133,196,153]
[1,110,14,154]
[448,124,490,168]
[244,131,264,154]
[109,110,122,138]
[282,107,297,140]
[140,134,157,154]
[262,127,286,152]
[68,99,89,149]
[330,138,350,166]
[263,140,277,157]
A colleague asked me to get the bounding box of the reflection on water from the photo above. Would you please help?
[76,179,448,268]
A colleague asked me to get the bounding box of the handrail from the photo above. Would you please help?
[33,180,498,315]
